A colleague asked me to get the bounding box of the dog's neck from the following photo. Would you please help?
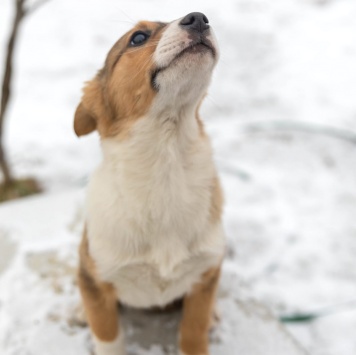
[101,104,205,170]
[92,103,214,250]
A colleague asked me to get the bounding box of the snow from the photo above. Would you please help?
[1,0,356,354]
[0,191,305,355]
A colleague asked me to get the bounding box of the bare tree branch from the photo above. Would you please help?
[0,0,27,184]
[0,0,51,185]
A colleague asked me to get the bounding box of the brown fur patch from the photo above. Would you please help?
[74,103,96,137]
[74,21,167,139]
[179,266,221,355]
[78,231,120,342]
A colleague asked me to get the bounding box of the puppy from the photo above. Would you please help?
[75,12,225,355]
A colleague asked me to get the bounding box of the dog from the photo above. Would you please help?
[74,12,225,355]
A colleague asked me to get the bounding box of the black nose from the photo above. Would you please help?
[179,12,209,33]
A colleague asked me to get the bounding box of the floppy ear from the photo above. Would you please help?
[74,102,97,137]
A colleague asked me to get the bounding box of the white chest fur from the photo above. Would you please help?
[86,113,225,308]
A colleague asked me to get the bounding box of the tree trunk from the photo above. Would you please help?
[0,142,12,185]
[0,0,26,185]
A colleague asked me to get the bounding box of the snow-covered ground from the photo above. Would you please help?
[0,191,307,355]
[1,0,356,354]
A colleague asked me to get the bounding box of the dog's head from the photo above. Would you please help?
[74,12,218,138]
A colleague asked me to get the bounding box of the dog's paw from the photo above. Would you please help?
[94,332,126,355]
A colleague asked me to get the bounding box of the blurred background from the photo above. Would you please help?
[0,0,356,354]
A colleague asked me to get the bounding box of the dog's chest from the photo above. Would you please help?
[91,230,223,308]
[87,171,224,308]
[86,118,224,307]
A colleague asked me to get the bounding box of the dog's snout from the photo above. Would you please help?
[179,12,209,33]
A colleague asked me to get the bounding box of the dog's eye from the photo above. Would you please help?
[130,31,149,46]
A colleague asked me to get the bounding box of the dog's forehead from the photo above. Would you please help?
[103,20,167,71]
[133,20,167,32]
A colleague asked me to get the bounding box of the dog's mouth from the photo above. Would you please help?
[177,38,216,59]
[151,38,216,90]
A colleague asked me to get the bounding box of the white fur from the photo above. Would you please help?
[93,331,126,355]
[86,111,225,308]
[153,18,218,111]
[153,18,219,70]
[85,19,225,309]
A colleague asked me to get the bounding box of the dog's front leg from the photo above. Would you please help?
[78,237,125,355]
[78,268,125,355]
[179,265,221,355]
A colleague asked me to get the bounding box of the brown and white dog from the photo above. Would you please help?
[74,12,225,355]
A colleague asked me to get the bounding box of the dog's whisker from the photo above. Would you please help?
[115,8,137,24]
[105,19,137,26]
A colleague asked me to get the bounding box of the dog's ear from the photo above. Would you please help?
[74,77,105,137]
[74,102,97,137]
